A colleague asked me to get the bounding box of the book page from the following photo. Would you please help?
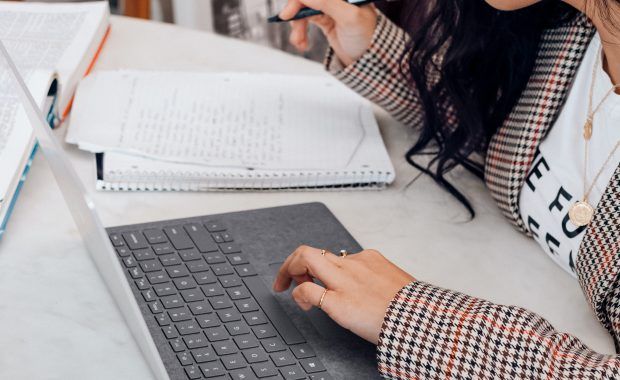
[0,1,108,201]
[0,1,109,112]
[68,71,372,171]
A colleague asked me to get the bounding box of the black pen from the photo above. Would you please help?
[268,0,378,23]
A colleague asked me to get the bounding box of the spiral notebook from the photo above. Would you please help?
[66,70,395,191]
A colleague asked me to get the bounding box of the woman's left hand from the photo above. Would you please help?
[273,245,415,345]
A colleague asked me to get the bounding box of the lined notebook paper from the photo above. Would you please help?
[66,70,395,191]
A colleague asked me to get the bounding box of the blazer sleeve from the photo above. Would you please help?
[378,279,620,379]
[324,11,424,128]
[377,169,620,379]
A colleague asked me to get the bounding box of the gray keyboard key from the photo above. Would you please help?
[133,248,155,261]
[148,300,163,314]
[218,309,241,322]
[129,267,144,279]
[221,232,233,242]
[154,283,176,296]
[219,275,241,288]
[209,296,233,310]
[204,220,226,232]
[181,289,204,302]
[244,311,268,326]
[200,360,226,378]
[309,374,332,380]
[192,347,216,363]
[162,325,178,339]
[159,253,181,266]
[229,368,258,380]
[252,362,278,378]
[109,233,125,247]
[174,277,197,290]
[222,353,246,370]
[228,254,249,265]
[142,289,157,302]
[228,286,251,300]
[179,248,201,262]
[155,313,170,326]
[213,339,238,355]
[290,343,315,359]
[252,325,277,339]
[234,335,259,349]
[188,301,212,315]
[225,321,250,336]
[185,223,219,253]
[140,259,162,272]
[261,337,286,353]
[204,326,228,341]
[152,243,175,255]
[168,307,192,322]
[164,226,194,250]
[202,284,225,297]
[235,299,259,313]
[194,272,217,285]
[176,320,200,335]
[187,259,209,273]
[147,272,167,284]
[143,229,167,244]
[220,243,241,254]
[166,265,189,278]
[162,294,184,309]
[177,351,193,366]
[211,263,234,276]
[123,257,137,268]
[122,231,149,250]
[212,233,225,243]
[185,365,201,380]
[235,264,257,277]
[135,278,150,290]
[197,314,220,328]
[270,351,296,367]
[116,247,131,257]
[184,333,209,349]
[242,348,269,363]
[243,276,305,345]
[300,358,326,373]
[205,252,227,264]
[170,338,185,352]
[280,364,305,380]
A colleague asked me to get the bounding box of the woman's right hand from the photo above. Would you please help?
[278,0,377,66]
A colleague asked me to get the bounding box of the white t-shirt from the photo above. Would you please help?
[519,33,620,277]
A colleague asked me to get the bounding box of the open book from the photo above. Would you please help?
[66,71,395,191]
[0,1,110,237]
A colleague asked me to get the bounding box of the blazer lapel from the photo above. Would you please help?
[485,14,595,233]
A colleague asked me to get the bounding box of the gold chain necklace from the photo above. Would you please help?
[568,46,620,227]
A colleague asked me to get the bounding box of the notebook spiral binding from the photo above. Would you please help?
[96,168,392,192]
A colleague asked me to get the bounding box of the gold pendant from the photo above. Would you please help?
[568,200,594,227]
[583,118,593,140]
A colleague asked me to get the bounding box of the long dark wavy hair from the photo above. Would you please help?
[377,0,580,217]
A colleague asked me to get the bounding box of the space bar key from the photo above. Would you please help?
[243,276,306,345]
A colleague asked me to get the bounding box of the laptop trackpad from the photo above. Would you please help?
[267,262,348,341]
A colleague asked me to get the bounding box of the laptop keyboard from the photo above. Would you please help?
[108,221,331,380]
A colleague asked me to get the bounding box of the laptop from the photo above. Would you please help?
[0,40,380,379]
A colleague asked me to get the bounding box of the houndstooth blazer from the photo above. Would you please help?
[327,11,620,379]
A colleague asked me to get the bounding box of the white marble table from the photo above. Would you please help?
[0,16,614,379]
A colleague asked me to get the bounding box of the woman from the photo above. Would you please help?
[273,0,620,378]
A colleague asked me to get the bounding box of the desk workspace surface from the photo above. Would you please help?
[0,16,614,379]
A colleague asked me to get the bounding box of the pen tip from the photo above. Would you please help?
[267,15,282,23]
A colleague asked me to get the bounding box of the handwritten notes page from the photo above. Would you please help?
[67,71,374,171]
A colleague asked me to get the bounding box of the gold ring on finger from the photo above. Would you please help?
[318,289,328,309]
